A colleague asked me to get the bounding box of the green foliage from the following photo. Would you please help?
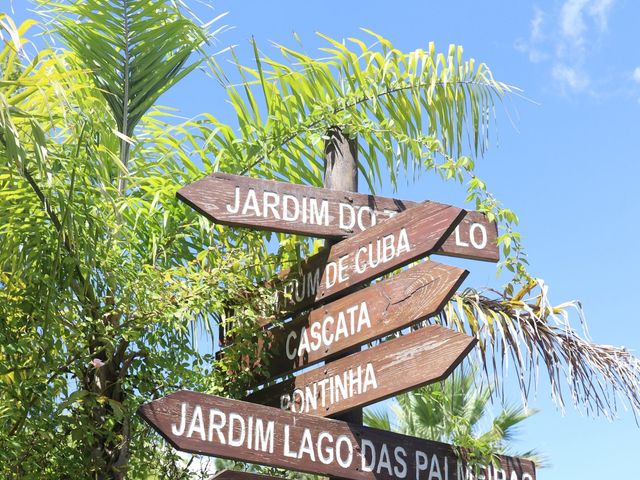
[189,29,528,279]
[364,366,546,471]
[45,0,211,192]
[0,9,270,478]
[216,33,511,181]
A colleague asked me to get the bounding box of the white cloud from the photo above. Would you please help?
[633,67,640,84]
[560,0,614,43]
[531,6,545,41]
[514,6,549,63]
[516,1,617,93]
[552,64,590,91]
[560,0,589,42]
[589,0,616,31]
[514,38,549,64]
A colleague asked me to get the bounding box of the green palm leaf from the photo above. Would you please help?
[365,366,543,465]
[47,0,209,184]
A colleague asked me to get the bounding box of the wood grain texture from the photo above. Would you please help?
[212,470,286,480]
[241,261,468,384]
[176,173,498,262]
[270,201,466,316]
[139,391,536,480]
[246,325,476,417]
[323,126,359,193]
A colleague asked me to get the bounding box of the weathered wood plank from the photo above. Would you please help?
[139,391,536,480]
[270,201,466,316]
[246,325,476,417]
[240,261,467,383]
[177,173,498,262]
[212,470,286,480]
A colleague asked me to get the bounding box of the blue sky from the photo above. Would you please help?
[9,0,640,478]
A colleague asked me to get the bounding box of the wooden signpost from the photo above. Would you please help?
[177,173,499,262]
[245,260,468,382]
[246,325,476,417]
[270,201,466,316]
[138,128,538,479]
[140,391,536,480]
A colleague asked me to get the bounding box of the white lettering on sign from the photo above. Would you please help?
[280,363,378,414]
[228,413,245,447]
[187,405,206,440]
[358,206,376,229]
[455,460,534,480]
[325,255,349,289]
[171,403,186,436]
[278,226,412,311]
[278,267,322,310]
[415,450,449,479]
[454,223,488,250]
[361,439,409,478]
[282,426,354,468]
[339,203,356,230]
[337,203,377,231]
[285,301,372,360]
[318,431,334,464]
[171,402,275,454]
[226,186,390,231]
[227,186,331,226]
[335,434,354,468]
[354,228,411,274]
[161,401,532,478]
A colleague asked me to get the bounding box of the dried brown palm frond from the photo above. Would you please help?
[435,278,640,420]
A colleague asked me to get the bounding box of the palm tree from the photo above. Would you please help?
[364,366,545,466]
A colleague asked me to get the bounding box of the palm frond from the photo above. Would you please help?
[194,32,513,191]
[364,366,541,461]
[362,407,393,431]
[44,0,211,189]
[49,0,209,137]
[438,279,640,420]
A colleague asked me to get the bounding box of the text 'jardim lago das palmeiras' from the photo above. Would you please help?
[140,392,535,480]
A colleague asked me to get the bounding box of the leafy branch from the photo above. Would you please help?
[438,279,640,419]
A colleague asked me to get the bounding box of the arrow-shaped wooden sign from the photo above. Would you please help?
[236,260,468,383]
[246,325,476,417]
[269,201,466,316]
[177,173,499,262]
[139,391,536,480]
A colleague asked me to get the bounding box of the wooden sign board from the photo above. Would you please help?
[246,325,476,417]
[140,391,536,480]
[241,261,468,383]
[213,470,284,480]
[270,201,466,316]
[177,173,498,262]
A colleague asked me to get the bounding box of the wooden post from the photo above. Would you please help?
[323,126,363,430]
[324,126,359,192]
